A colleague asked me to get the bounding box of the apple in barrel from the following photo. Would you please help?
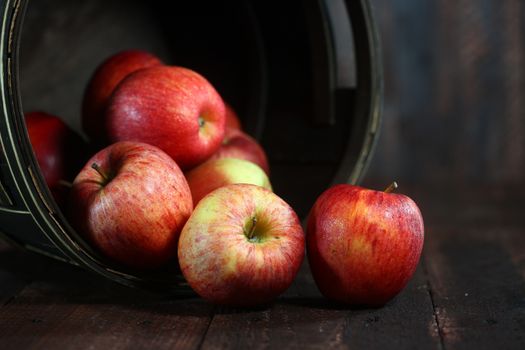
[185,157,272,206]
[25,111,88,207]
[209,127,270,175]
[106,65,226,170]
[82,50,163,145]
[224,103,242,130]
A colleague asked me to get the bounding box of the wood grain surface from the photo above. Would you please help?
[0,184,524,349]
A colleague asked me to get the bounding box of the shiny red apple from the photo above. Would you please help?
[68,141,193,269]
[178,183,305,306]
[82,50,163,145]
[185,157,272,206]
[306,183,424,306]
[106,65,226,170]
[25,111,88,206]
[209,127,270,175]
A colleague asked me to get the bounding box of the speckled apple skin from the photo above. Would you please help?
[209,127,270,175]
[306,184,424,306]
[185,158,272,206]
[82,50,163,144]
[178,184,305,306]
[106,66,226,170]
[68,141,193,269]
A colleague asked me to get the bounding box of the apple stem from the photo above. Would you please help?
[198,116,205,128]
[91,163,108,183]
[246,216,258,240]
[384,181,399,193]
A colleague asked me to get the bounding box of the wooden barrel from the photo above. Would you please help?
[0,0,382,292]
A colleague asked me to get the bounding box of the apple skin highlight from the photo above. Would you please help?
[178,184,305,306]
[306,184,424,307]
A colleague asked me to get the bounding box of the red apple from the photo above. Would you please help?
[306,183,424,306]
[82,50,163,145]
[106,66,226,170]
[178,183,305,306]
[225,103,242,130]
[68,141,193,269]
[25,111,88,206]
[185,157,272,206]
[209,127,270,175]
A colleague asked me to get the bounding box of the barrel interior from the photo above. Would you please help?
[20,0,363,217]
[12,0,374,289]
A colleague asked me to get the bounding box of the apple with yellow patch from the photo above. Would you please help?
[178,183,305,306]
[209,127,270,175]
[306,182,424,306]
[184,157,271,206]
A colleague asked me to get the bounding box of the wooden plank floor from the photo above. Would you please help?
[0,184,524,349]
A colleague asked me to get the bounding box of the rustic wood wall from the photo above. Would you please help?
[365,0,525,186]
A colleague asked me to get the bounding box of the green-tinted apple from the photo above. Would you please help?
[185,157,271,206]
[178,183,305,306]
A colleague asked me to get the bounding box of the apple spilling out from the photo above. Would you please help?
[306,182,424,306]
[178,184,305,306]
[26,48,424,308]
[68,141,193,269]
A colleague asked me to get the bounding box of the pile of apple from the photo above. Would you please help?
[25,50,424,307]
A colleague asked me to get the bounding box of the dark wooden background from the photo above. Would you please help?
[365,0,525,187]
